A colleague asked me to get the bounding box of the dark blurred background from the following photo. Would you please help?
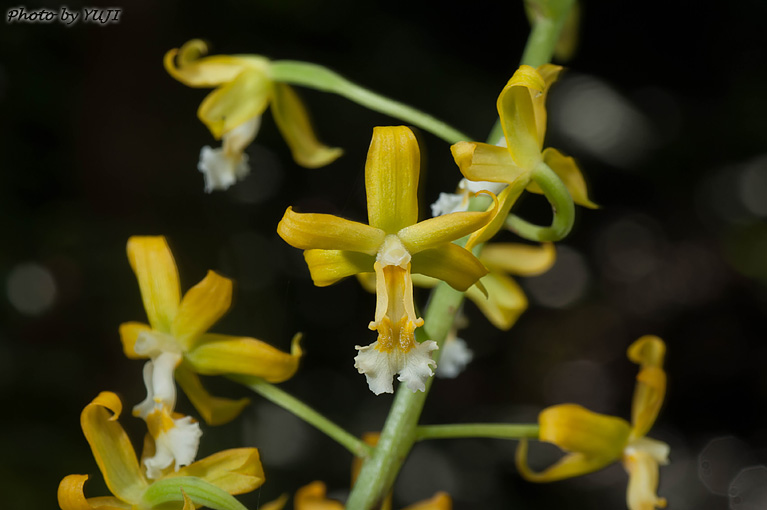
[2,0,767,508]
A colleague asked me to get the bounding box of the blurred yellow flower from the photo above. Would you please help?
[277,126,495,394]
[58,392,264,510]
[263,481,451,510]
[120,236,302,425]
[165,39,342,192]
[516,336,669,510]
[451,64,596,248]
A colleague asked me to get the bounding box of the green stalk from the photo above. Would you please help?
[270,61,470,144]
[416,423,539,441]
[230,375,373,459]
[506,161,575,241]
[345,3,576,508]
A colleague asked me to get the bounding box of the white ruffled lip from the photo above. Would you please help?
[197,116,260,192]
[354,339,438,395]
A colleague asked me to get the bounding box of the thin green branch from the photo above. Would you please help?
[229,375,372,459]
[270,61,471,144]
[416,423,540,441]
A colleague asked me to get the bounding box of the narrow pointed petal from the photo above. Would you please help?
[365,126,420,233]
[164,40,268,88]
[498,65,546,169]
[198,68,272,139]
[304,249,375,286]
[272,84,343,168]
[516,439,617,482]
[278,207,385,255]
[186,333,302,383]
[411,243,488,292]
[525,148,598,208]
[465,273,527,330]
[294,481,345,510]
[118,322,152,359]
[170,448,265,495]
[465,179,528,252]
[623,450,667,510]
[402,492,452,510]
[397,204,496,255]
[58,475,96,510]
[532,64,563,144]
[451,141,527,183]
[81,392,148,504]
[627,336,667,439]
[127,236,181,333]
[540,404,631,459]
[480,242,556,276]
[175,365,250,426]
[172,271,233,351]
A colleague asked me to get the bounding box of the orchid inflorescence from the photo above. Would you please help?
[58,2,672,509]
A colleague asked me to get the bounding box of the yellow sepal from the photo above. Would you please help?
[277,206,385,255]
[169,448,265,495]
[118,321,153,359]
[465,273,527,331]
[303,249,375,287]
[294,481,345,510]
[58,475,131,510]
[480,242,556,276]
[540,404,631,458]
[365,126,420,233]
[465,180,527,252]
[628,336,667,440]
[198,67,272,139]
[186,332,302,383]
[175,365,251,426]
[272,84,343,168]
[126,236,181,333]
[172,270,233,351]
[164,39,268,88]
[451,141,524,183]
[411,243,488,292]
[523,148,598,209]
[498,65,546,169]
[80,392,148,504]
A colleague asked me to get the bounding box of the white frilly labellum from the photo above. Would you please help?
[197,117,260,192]
[354,339,438,395]
[144,415,203,480]
[436,336,473,378]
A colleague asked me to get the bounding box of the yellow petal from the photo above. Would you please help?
[365,126,420,233]
[498,65,546,169]
[525,148,598,208]
[186,333,302,383]
[164,39,268,88]
[278,207,386,255]
[272,84,343,168]
[172,271,233,351]
[532,64,563,144]
[58,475,95,510]
[622,450,667,510]
[170,448,265,495]
[516,439,618,483]
[175,365,250,426]
[198,68,272,139]
[304,249,375,287]
[260,494,290,510]
[80,392,148,504]
[465,272,527,330]
[127,236,181,333]
[627,336,667,440]
[411,243,488,292]
[294,481,344,510]
[397,203,496,255]
[540,404,631,458]
[402,492,452,510]
[181,489,194,510]
[451,141,527,183]
[480,242,556,276]
[118,322,152,359]
[465,180,527,252]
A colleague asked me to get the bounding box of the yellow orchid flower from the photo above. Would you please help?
[277,126,496,395]
[58,392,265,510]
[165,39,342,192]
[261,481,450,510]
[120,236,302,426]
[516,336,669,510]
[451,64,597,248]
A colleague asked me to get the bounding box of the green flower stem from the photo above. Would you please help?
[230,375,373,459]
[345,282,464,510]
[487,0,576,144]
[270,61,471,144]
[416,423,539,441]
[506,160,575,241]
